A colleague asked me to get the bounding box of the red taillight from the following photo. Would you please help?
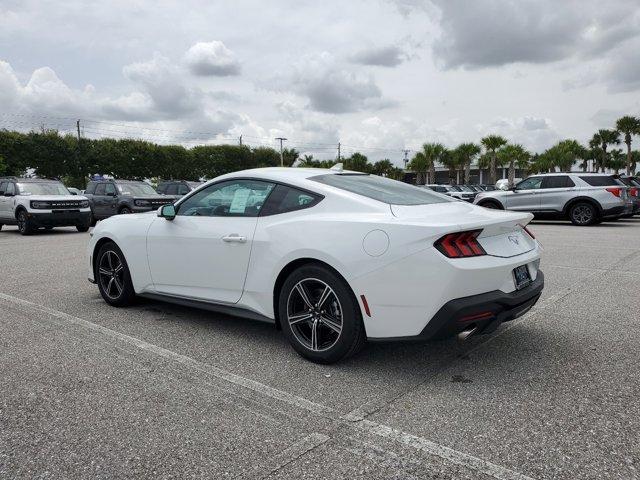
[630,187,638,197]
[520,224,535,239]
[606,187,622,197]
[434,229,486,258]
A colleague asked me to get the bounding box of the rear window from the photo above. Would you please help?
[579,176,621,186]
[311,174,452,206]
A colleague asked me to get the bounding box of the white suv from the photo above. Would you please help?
[0,177,92,235]
[474,173,633,226]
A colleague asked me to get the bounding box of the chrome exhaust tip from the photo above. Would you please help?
[457,325,478,342]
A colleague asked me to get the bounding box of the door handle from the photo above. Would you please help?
[222,234,247,243]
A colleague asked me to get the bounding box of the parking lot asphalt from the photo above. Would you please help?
[1,218,639,479]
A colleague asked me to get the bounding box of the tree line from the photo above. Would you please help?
[0,129,401,188]
[1,113,638,189]
[409,115,640,186]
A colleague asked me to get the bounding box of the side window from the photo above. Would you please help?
[156,184,167,194]
[177,184,190,195]
[105,183,116,195]
[5,183,15,195]
[177,179,275,217]
[261,184,322,216]
[85,182,96,194]
[541,176,570,189]
[515,177,543,190]
[95,183,106,195]
[0,182,6,195]
[165,184,178,195]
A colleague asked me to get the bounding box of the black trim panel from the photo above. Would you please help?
[138,292,275,324]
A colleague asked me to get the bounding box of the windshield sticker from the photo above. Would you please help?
[229,189,251,213]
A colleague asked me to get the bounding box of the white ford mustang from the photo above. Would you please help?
[88,167,543,363]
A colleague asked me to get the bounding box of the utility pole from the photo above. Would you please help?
[337,142,341,161]
[239,134,243,146]
[275,137,287,167]
[403,149,410,170]
[76,119,81,141]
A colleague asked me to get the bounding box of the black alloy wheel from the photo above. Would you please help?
[95,242,136,306]
[279,264,366,364]
[569,202,596,226]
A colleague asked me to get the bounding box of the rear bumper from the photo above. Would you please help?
[28,210,91,227]
[601,205,626,218]
[370,270,544,342]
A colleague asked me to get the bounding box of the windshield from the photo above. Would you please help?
[311,174,452,206]
[116,183,157,195]
[17,182,70,196]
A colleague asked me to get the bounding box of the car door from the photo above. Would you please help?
[92,183,108,217]
[505,177,543,211]
[146,179,276,303]
[538,175,576,212]
[0,182,8,220]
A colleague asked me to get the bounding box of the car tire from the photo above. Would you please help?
[77,225,90,232]
[119,207,132,214]
[0,224,3,231]
[95,241,136,307]
[569,202,597,226]
[17,210,34,236]
[278,264,366,364]
[479,200,503,210]
[89,211,97,227]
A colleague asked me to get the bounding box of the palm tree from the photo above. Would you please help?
[481,135,508,184]
[439,148,459,184]
[372,159,395,177]
[498,144,531,186]
[409,143,445,184]
[591,129,620,172]
[615,115,640,175]
[454,143,481,184]
[407,151,427,184]
[609,149,626,173]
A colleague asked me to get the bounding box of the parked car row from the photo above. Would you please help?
[473,173,638,226]
[422,184,496,202]
[0,176,202,234]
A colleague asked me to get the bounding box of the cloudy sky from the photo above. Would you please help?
[1,0,639,163]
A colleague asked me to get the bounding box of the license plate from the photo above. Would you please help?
[513,265,532,290]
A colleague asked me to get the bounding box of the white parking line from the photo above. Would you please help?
[0,292,534,480]
[356,420,534,480]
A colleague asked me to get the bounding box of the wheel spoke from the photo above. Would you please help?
[320,315,342,334]
[113,276,123,295]
[310,321,319,351]
[294,283,314,309]
[114,263,124,273]
[316,286,332,309]
[107,277,115,295]
[107,252,114,270]
[289,313,313,325]
[99,267,111,276]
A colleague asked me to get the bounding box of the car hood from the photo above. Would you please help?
[22,195,89,201]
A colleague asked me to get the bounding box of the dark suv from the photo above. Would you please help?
[156,180,203,197]
[84,179,178,222]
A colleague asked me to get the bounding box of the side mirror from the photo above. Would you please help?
[158,204,176,220]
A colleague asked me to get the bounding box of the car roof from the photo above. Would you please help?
[2,177,61,183]
[215,167,365,184]
[529,172,615,177]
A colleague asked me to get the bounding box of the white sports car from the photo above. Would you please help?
[88,167,544,363]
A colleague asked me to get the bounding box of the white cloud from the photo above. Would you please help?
[184,41,241,77]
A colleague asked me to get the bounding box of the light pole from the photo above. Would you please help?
[275,137,287,167]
